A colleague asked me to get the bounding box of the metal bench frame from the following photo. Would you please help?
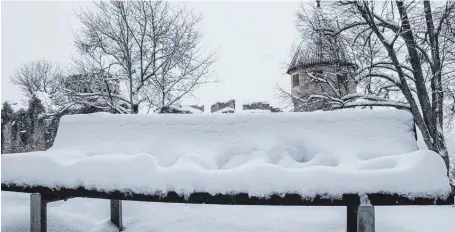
[2,183,453,232]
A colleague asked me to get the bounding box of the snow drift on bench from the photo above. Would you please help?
[1,109,452,198]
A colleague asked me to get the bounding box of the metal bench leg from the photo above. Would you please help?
[346,204,358,232]
[357,205,375,232]
[110,199,123,231]
[30,193,47,232]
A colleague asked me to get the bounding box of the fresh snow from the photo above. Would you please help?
[1,109,454,232]
[179,105,203,114]
[214,107,235,113]
[157,104,204,114]
[1,109,451,198]
[241,109,272,113]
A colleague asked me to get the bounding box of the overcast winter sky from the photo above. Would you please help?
[1,1,304,110]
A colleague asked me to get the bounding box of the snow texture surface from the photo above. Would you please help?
[214,107,235,113]
[241,109,272,113]
[179,105,203,114]
[1,109,452,198]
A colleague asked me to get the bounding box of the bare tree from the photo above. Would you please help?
[74,1,216,114]
[10,58,63,97]
[292,1,455,182]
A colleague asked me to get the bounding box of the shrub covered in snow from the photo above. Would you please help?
[1,95,51,153]
[1,92,111,154]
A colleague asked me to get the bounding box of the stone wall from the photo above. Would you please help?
[211,99,235,113]
[242,102,282,112]
[190,105,204,112]
[289,65,357,112]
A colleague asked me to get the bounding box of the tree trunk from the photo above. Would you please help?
[434,132,450,177]
[421,1,452,190]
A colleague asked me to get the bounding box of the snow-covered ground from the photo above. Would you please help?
[1,192,454,232]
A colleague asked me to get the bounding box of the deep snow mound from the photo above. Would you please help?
[2,109,452,198]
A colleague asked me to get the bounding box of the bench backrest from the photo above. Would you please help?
[50,109,417,168]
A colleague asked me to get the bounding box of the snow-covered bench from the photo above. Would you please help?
[2,110,453,232]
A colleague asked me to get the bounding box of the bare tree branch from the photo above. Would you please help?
[10,58,63,97]
[75,1,217,113]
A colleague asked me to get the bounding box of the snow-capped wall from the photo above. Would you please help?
[242,101,282,112]
[2,109,452,198]
[211,99,235,113]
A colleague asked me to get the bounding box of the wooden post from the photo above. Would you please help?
[346,204,358,232]
[30,193,47,232]
[110,199,123,231]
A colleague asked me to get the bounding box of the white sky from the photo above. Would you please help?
[1,1,303,109]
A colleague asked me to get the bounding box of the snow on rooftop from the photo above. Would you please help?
[1,109,452,198]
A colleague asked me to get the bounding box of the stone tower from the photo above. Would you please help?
[286,1,357,112]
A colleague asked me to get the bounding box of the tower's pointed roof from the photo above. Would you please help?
[286,42,356,74]
[287,1,356,74]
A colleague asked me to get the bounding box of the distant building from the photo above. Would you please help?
[286,2,357,112]
[286,50,357,112]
